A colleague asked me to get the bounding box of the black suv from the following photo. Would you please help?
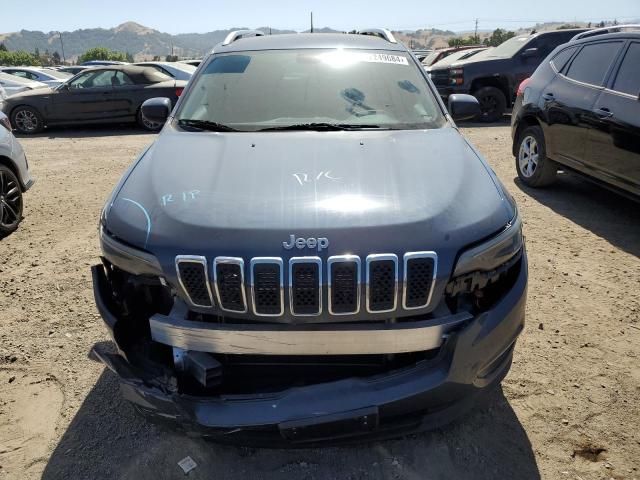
[512,26,640,198]
[92,29,527,445]
[430,29,587,121]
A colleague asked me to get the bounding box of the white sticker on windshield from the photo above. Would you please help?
[362,53,409,65]
[318,51,409,67]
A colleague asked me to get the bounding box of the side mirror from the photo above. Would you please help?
[58,83,69,91]
[448,94,481,122]
[521,48,539,59]
[141,97,172,125]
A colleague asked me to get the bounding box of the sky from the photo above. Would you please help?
[0,0,638,34]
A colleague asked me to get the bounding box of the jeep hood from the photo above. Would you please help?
[105,124,513,273]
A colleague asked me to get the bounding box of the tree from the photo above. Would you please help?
[0,50,41,66]
[448,36,481,48]
[125,52,134,63]
[165,54,179,62]
[483,28,516,47]
[78,47,127,64]
[0,43,7,52]
[52,51,61,64]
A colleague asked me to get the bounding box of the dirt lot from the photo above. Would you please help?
[0,122,638,480]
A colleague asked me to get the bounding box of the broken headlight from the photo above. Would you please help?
[447,212,523,298]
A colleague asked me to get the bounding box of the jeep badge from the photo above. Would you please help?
[283,235,329,251]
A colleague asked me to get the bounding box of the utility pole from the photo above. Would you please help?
[474,18,479,43]
[310,12,314,33]
[57,31,66,65]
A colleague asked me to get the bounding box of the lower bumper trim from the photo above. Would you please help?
[149,312,472,355]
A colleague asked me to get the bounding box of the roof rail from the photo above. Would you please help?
[356,28,397,43]
[222,29,265,46]
[571,24,640,41]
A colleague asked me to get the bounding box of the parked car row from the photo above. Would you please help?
[0,61,198,134]
[428,29,589,121]
[0,65,187,134]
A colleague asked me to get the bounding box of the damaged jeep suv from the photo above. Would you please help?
[92,29,527,445]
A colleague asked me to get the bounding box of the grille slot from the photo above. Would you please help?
[175,256,213,308]
[403,252,437,309]
[214,257,246,313]
[366,254,398,313]
[328,256,361,315]
[251,258,284,316]
[289,258,321,316]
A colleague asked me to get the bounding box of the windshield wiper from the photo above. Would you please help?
[259,122,381,132]
[178,119,238,132]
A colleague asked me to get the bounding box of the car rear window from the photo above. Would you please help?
[612,42,640,96]
[566,41,623,86]
[550,46,577,71]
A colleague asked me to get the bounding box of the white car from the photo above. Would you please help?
[0,72,49,96]
[0,111,34,237]
[133,62,196,81]
[0,67,72,87]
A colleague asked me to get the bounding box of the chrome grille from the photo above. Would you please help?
[213,257,247,313]
[327,255,361,315]
[175,252,437,316]
[289,257,322,316]
[366,254,398,313]
[250,258,284,316]
[403,252,437,310]
[175,256,214,308]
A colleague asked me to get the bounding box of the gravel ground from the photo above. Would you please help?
[0,122,638,480]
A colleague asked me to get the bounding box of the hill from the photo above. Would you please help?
[0,22,296,61]
[2,20,636,61]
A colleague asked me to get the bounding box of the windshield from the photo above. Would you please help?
[177,49,445,131]
[486,36,531,58]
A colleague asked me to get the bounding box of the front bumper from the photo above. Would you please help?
[91,253,527,446]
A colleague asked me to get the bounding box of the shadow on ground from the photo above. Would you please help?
[14,124,154,139]
[42,360,540,479]
[458,113,511,128]
[515,173,640,258]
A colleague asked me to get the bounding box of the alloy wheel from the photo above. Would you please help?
[0,170,22,229]
[14,109,39,133]
[518,135,539,178]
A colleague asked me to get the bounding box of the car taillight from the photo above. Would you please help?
[516,78,531,97]
[176,87,184,97]
[0,115,11,132]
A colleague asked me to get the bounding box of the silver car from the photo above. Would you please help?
[132,62,196,81]
[0,72,49,96]
[0,111,34,237]
[0,67,72,87]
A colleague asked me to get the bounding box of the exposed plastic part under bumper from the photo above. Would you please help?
[91,254,527,445]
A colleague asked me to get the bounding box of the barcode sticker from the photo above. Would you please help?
[318,51,409,66]
[362,53,409,65]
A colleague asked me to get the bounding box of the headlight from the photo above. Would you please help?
[453,213,523,277]
[100,226,162,277]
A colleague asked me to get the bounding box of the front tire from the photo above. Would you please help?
[11,106,44,134]
[515,125,557,187]
[0,165,24,238]
[474,86,507,123]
